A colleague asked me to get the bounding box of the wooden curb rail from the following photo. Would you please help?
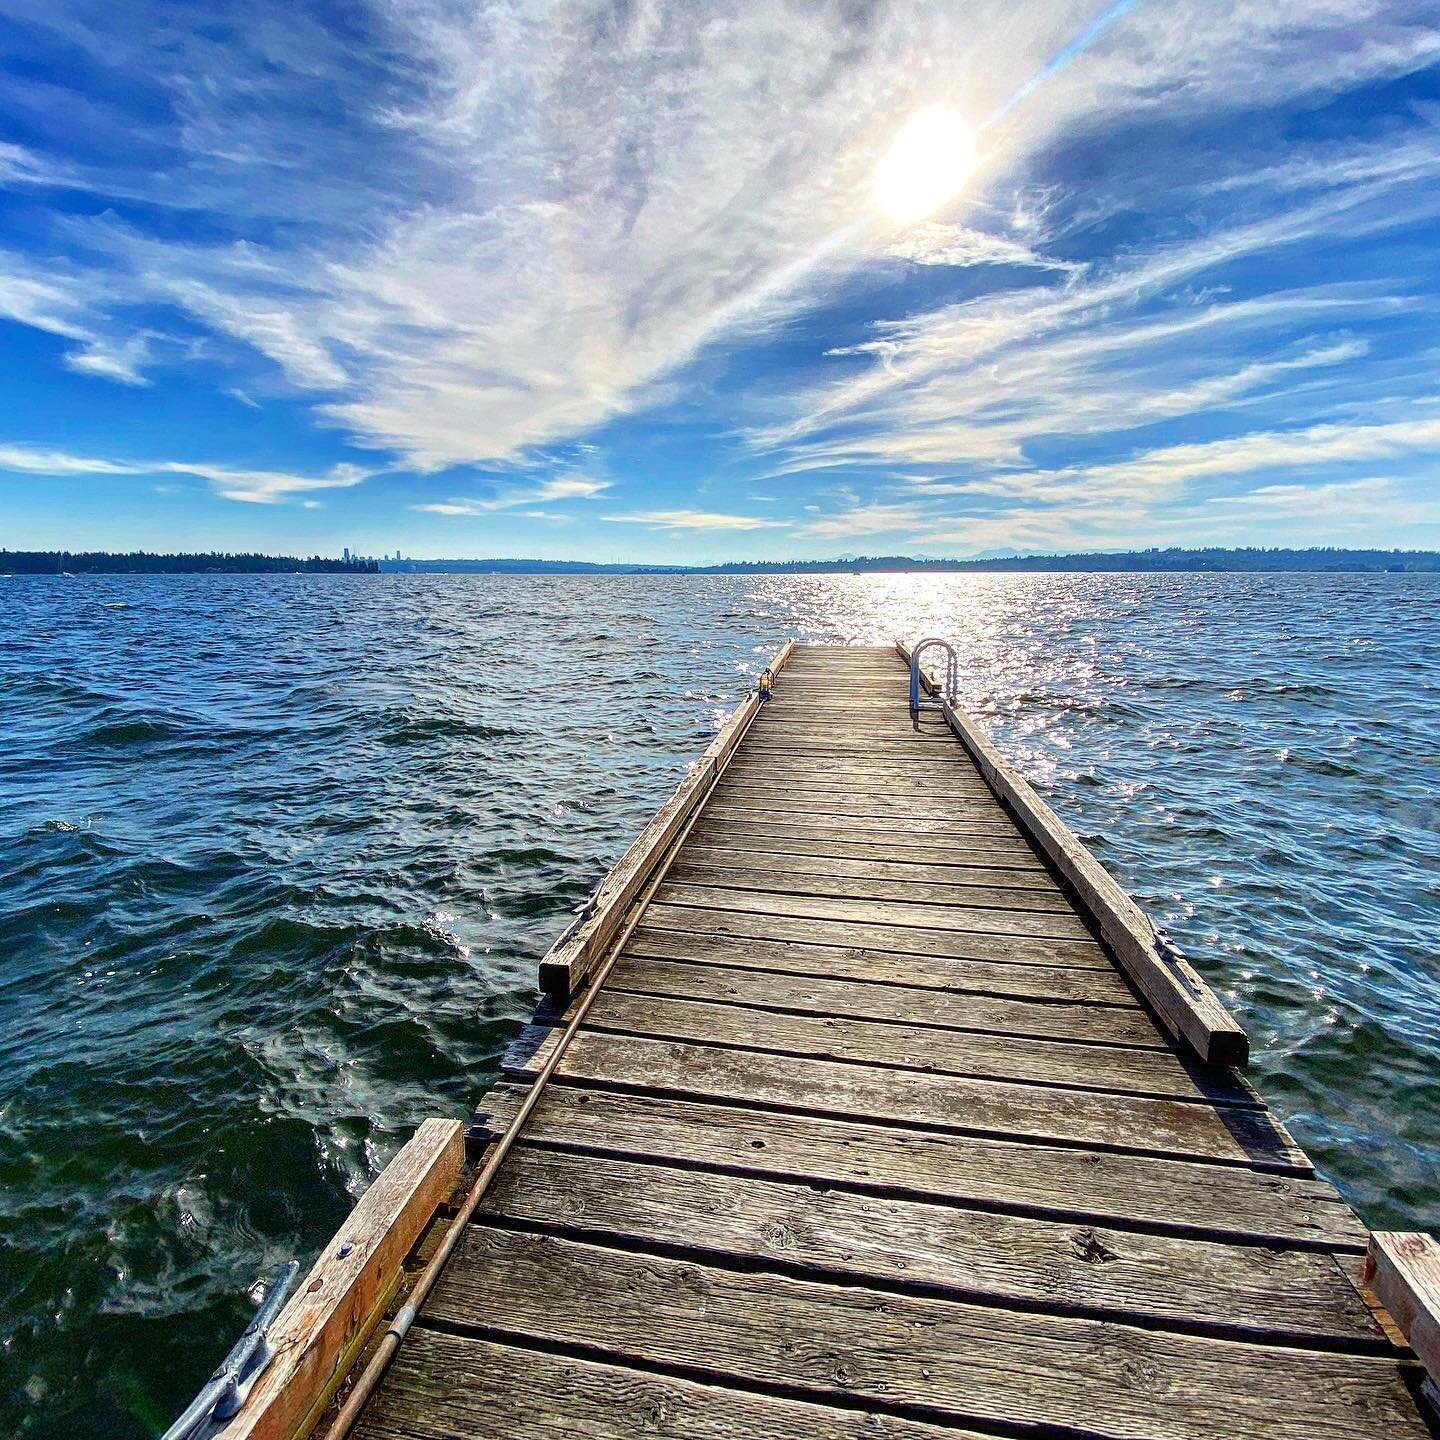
[896,638,1248,1067]
[539,639,796,1005]
[1366,1232,1440,1386]
[208,1118,464,1440]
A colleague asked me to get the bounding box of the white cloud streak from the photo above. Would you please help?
[0,444,369,503]
[4,0,1437,476]
[411,473,610,515]
[604,509,789,531]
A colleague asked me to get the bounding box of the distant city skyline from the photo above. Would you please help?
[1,2,1438,561]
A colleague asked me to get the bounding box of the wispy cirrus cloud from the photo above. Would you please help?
[412,474,611,515]
[0,444,369,504]
[5,0,1438,474]
[604,509,789,531]
[885,222,1083,274]
[788,415,1440,552]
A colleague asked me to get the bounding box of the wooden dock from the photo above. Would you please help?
[209,643,1440,1440]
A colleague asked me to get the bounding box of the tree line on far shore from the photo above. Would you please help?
[0,550,380,574]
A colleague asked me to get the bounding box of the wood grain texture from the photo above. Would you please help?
[1365,1232,1440,1380]
[353,1328,988,1440]
[643,900,1111,969]
[503,1029,1307,1169]
[524,986,1246,1103]
[678,843,1061,891]
[475,1082,1369,1249]
[607,951,1162,1047]
[689,818,1044,867]
[214,1118,463,1440]
[687,820,1047,871]
[898,639,1248,1066]
[428,1227,1432,1440]
[701,802,1024,839]
[655,879,1096,941]
[625,926,1140,1004]
[482,1146,1380,1343]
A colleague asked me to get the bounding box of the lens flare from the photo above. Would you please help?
[874,107,977,224]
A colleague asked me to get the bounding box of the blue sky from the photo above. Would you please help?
[1,0,1438,562]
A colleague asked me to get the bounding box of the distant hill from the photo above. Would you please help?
[378,547,1439,575]
[0,550,379,574]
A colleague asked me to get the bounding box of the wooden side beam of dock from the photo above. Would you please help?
[316,645,1435,1440]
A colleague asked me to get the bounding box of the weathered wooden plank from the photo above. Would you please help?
[711,780,1012,820]
[605,952,1164,1047]
[739,738,973,760]
[477,1082,1369,1249]
[708,796,1015,829]
[680,843,1060,892]
[668,857,1074,913]
[688,820,1047,871]
[429,1228,1432,1440]
[666,855,1078,914]
[354,1328,986,1440]
[748,720,956,743]
[899,639,1248,1067]
[519,988,1250,1103]
[715,770,996,801]
[508,1030,1306,1168]
[722,753,990,784]
[626,926,1140,1005]
[643,901,1112,969]
[700,805,1025,840]
[750,722,954,743]
[1365,1232,1440,1381]
[655,881,1097,942]
[213,1118,464,1440]
[691,816,1042,863]
[483,1147,1380,1344]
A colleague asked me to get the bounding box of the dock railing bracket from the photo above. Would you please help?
[160,1260,300,1440]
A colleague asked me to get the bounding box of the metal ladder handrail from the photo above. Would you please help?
[908,636,958,717]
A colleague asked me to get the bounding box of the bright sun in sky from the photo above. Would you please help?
[874,107,977,224]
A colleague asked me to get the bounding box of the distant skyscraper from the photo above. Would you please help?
[343,546,350,562]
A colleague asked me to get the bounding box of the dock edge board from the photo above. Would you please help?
[1366,1232,1440,1386]
[896,637,1248,1068]
[537,639,796,1005]
[207,1118,465,1440]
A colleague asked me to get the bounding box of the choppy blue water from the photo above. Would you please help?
[1,571,1437,1436]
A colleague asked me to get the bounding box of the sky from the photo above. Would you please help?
[0,0,1438,563]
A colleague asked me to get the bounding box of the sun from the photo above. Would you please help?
[874,107,977,224]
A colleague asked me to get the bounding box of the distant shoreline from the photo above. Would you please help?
[3,546,1436,575]
[0,550,378,575]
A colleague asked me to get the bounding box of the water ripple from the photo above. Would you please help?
[0,570,1436,1436]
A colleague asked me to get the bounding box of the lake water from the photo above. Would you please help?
[2,571,1437,1437]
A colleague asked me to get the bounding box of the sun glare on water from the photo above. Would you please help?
[874,107,977,224]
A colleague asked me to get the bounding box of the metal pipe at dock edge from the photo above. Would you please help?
[319,648,790,1440]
